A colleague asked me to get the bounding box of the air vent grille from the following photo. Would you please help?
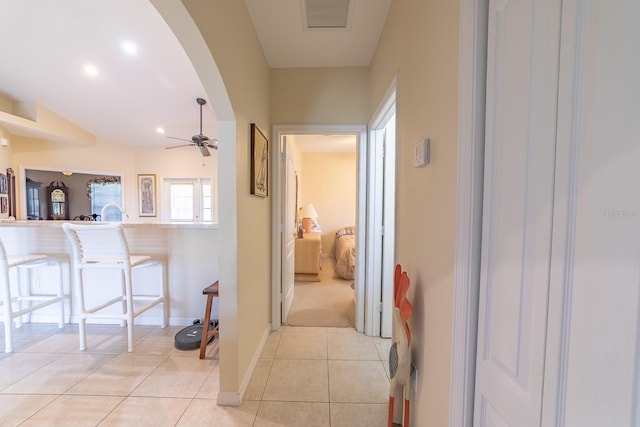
[305,0,350,29]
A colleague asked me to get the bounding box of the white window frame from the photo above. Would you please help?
[162,177,216,223]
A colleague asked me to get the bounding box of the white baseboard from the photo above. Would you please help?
[217,322,272,406]
[217,391,241,406]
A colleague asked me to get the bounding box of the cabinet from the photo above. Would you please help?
[25,178,42,220]
[294,231,321,282]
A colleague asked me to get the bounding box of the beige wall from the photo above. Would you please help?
[271,67,370,124]
[182,0,272,400]
[300,151,356,255]
[370,0,460,425]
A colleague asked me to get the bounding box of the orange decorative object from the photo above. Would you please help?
[388,264,413,427]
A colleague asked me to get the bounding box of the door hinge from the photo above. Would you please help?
[380,225,384,236]
[376,302,383,312]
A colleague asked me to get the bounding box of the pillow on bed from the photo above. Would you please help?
[336,226,356,238]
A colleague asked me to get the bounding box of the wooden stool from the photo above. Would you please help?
[199,281,220,359]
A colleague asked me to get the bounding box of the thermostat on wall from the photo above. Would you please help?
[413,138,430,167]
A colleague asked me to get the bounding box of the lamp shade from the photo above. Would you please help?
[300,203,319,219]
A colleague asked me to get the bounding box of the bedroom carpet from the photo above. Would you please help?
[286,257,355,327]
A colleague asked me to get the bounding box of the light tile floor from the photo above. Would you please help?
[0,323,392,426]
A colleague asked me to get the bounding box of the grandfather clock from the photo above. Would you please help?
[46,181,69,220]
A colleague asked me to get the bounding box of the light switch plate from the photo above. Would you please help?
[413,138,430,167]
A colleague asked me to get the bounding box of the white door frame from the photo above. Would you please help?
[271,124,368,332]
[368,81,396,338]
[449,0,488,425]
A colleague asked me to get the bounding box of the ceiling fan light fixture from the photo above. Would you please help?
[165,97,216,157]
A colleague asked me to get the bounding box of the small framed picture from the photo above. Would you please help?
[137,174,157,217]
[0,173,7,194]
[250,123,268,198]
[0,196,7,214]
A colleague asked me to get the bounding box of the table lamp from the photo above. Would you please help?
[300,203,319,233]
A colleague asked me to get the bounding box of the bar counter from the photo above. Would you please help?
[0,220,219,326]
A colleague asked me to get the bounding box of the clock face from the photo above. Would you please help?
[51,189,65,202]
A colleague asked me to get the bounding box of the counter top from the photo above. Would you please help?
[0,219,218,230]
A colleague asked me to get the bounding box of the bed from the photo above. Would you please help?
[334,226,356,280]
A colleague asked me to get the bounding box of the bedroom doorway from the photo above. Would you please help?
[271,125,367,331]
[287,134,357,328]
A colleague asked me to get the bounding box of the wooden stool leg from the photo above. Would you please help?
[199,294,214,359]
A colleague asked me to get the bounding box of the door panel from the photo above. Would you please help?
[282,138,296,322]
[549,1,640,425]
[474,0,562,425]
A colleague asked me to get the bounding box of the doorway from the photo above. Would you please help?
[284,134,358,328]
[271,120,396,337]
[271,124,367,332]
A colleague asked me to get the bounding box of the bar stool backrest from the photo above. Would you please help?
[63,223,131,266]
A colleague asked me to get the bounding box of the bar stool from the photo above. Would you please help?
[62,222,168,352]
[1,238,66,353]
[199,281,219,359]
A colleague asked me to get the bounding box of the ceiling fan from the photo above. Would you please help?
[165,97,217,157]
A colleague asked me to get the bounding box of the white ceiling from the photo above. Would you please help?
[245,0,391,68]
[0,0,390,150]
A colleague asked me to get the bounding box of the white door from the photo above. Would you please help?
[380,115,396,338]
[366,127,384,336]
[281,136,296,322]
[543,1,640,425]
[474,0,562,425]
[367,99,396,338]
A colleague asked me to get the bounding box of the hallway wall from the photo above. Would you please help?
[369,1,461,425]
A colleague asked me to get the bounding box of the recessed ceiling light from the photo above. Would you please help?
[156,127,165,134]
[83,64,98,77]
[121,41,138,56]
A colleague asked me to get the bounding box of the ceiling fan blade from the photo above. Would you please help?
[165,144,194,149]
[166,136,193,143]
[199,145,211,157]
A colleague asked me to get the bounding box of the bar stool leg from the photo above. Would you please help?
[199,294,214,359]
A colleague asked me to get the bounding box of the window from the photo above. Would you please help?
[164,178,214,222]
[91,181,122,221]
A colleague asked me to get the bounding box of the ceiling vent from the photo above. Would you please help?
[304,0,351,29]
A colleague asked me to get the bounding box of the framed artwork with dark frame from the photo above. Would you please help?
[0,196,7,214]
[137,174,157,217]
[0,173,7,194]
[250,123,268,198]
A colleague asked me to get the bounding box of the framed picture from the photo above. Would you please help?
[137,174,157,217]
[0,173,7,194]
[250,123,268,197]
[0,196,7,214]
